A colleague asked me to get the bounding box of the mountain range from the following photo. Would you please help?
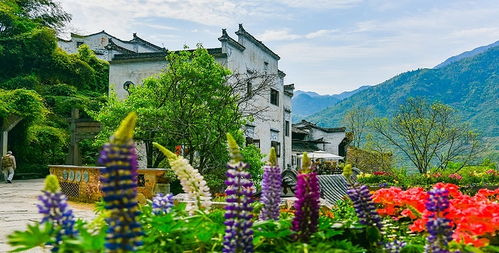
[434,40,499,68]
[301,40,498,141]
[292,86,370,122]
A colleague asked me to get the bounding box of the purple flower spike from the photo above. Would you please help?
[385,240,407,253]
[152,193,174,215]
[347,184,383,229]
[424,188,453,253]
[223,134,255,253]
[98,113,142,252]
[291,152,320,242]
[260,148,282,221]
[37,175,77,252]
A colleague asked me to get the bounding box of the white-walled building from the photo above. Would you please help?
[58,25,293,169]
[291,120,350,168]
[58,31,164,61]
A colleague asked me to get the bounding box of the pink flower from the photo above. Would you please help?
[448,173,463,180]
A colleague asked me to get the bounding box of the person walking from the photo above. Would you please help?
[1,151,16,183]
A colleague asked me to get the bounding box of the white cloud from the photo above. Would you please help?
[139,23,178,31]
[257,29,301,41]
[305,29,336,39]
[257,29,336,41]
[59,0,499,94]
[276,0,363,9]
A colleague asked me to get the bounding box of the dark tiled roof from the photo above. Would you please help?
[291,141,320,152]
[317,175,349,205]
[69,30,131,45]
[111,48,226,62]
[294,120,346,133]
[292,126,308,134]
[284,83,294,97]
[235,24,280,60]
[278,69,286,77]
[132,33,164,51]
[62,30,163,52]
[218,29,245,51]
[113,51,167,61]
[105,39,135,54]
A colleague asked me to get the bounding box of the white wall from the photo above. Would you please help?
[109,59,167,98]
[220,33,291,169]
[108,29,292,169]
[308,129,346,155]
[58,32,160,61]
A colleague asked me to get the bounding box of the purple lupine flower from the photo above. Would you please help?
[223,134,255,253]
[259,147,282,221]
[291,152,320,242]
[98,113,142,252]
[385,240,407,253]
[152,193,174,215]
[424,188,453,253]
[37,175,77,252]
[347,184,383,229]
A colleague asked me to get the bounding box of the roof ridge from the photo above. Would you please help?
[70,30,131,45]
[235,24,280,60]
[218,29,245,51]
[105,39,136,54]
[132,33,164,51]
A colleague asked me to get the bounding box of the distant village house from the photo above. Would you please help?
[291,120,350,169]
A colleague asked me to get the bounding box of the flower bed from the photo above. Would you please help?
[373,183,499,247]
[8,113,499,253]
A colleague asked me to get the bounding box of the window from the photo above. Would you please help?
[285,121,290,136]
[246,82,252,97]
[245,137,260,148]
[270,88,279,106]
[123,81,134,94]
[76,41,84,48]
[245,137,252,146]
[264,61,269,73]
[271,141,281,157]
[252,139,260,148]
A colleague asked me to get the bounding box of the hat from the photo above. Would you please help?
[7,151,12,154]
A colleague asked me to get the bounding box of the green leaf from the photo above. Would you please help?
[7,222,53,252]
[366,225,381,242]
[400,244,424,253]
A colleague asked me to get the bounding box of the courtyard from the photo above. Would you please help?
[0,180,95,252]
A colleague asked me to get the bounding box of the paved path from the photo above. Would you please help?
[0,179,95,252]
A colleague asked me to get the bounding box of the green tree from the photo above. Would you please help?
[370,99,481,173]
[342,107,373,147]
[0,0,70,36]
[94,47,251,190]
[0,0,107,173]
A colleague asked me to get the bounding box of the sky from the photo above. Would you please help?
[59,0,499,95]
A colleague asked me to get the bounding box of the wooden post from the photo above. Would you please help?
[66,108,81,165]
[0,131,7,156]
[0,115,23,156]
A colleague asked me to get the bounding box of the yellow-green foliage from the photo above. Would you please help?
[44,175,61,193]
[0,88,47,120]
[342,164,353,178]
[112,112,136,144]
[269,147,277,166]
[153,142,177,161]
[346,146,392,173]
[301,152,312,173]
[227,133,242,163]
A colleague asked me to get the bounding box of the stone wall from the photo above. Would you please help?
[49,165,168,202]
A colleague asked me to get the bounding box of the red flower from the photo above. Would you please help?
[373,183,499,247]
